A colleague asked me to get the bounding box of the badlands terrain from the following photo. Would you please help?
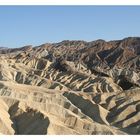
[0,37,140,135]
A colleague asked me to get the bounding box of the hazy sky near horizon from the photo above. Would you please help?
[0,6,140,48]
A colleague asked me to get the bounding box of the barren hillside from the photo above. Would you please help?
[0,37,140,135]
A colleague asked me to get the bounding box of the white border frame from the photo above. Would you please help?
[0,0,140,5]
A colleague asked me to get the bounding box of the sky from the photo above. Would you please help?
[0,6,140,48]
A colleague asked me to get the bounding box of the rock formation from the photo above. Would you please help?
[0,37,140,135]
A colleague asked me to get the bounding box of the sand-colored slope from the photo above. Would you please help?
[0,81,125,135]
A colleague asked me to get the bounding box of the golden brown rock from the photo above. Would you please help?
[0,37,140,135]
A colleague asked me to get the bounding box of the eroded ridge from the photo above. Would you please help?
[0,37,140,134]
